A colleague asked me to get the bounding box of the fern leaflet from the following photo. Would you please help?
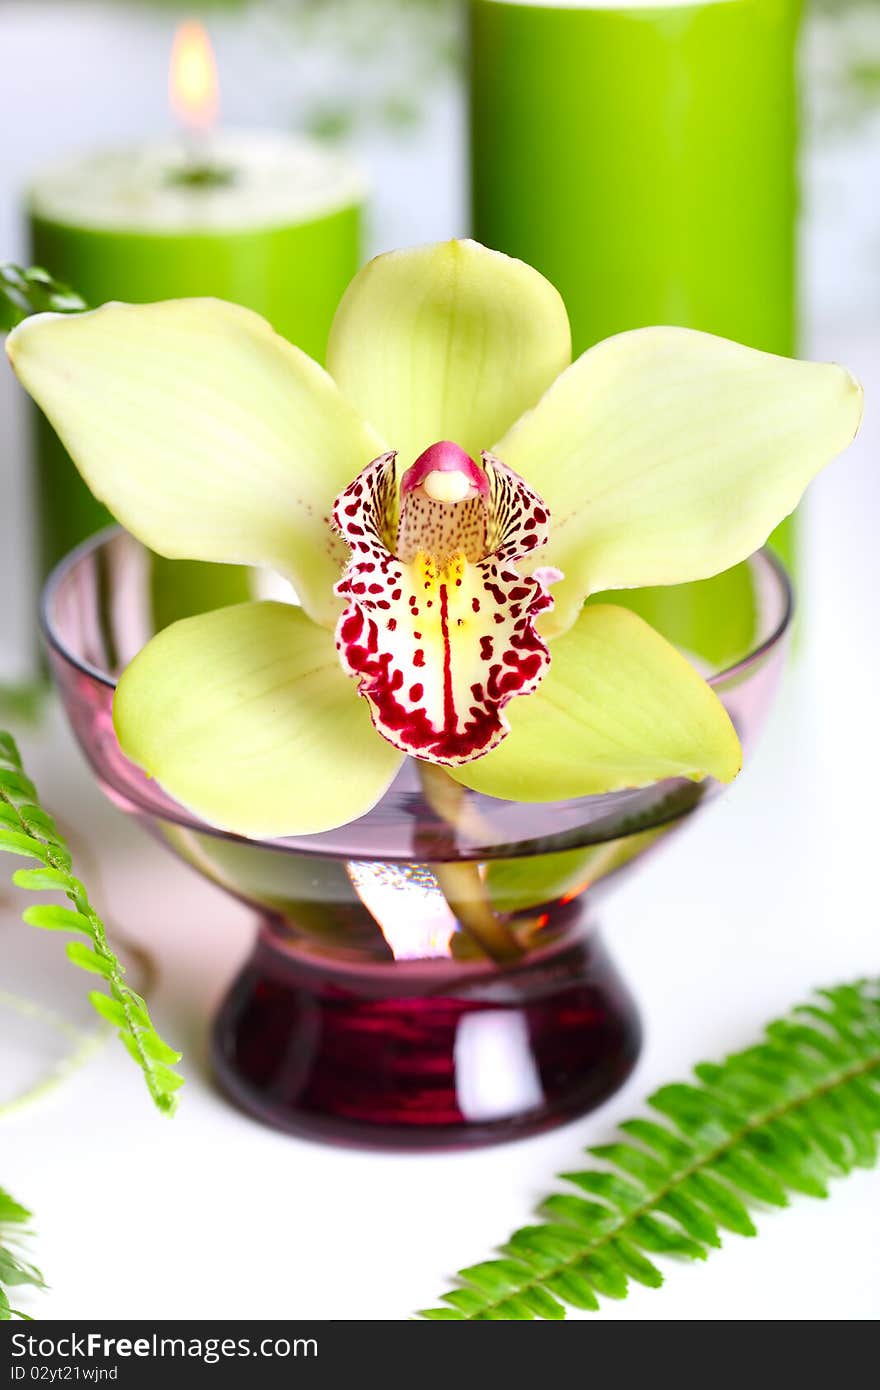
[0,1187,44,1321]
[0,731,183,1114]
[0,263,86,331]
[422,978,880,1319]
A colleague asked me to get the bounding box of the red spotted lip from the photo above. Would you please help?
[331,445,556,766]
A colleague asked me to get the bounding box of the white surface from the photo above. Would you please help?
[1,0,879,1325]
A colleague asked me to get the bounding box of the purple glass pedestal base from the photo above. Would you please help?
[212,924,642,1150]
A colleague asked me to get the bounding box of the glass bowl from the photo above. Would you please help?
[42,529,791,1148]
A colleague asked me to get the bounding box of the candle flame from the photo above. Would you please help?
[169,20,219,134]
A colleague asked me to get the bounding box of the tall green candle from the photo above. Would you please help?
[470,0,802,569]
[27,131,365,577]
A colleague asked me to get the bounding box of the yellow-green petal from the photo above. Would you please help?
[7,299,386,629]
[493,327,863,636]
[326,239,571,468]
[450,604,742,803]
[113,602,403,838]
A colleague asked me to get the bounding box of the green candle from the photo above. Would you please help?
[469,0,802,570]
[27,130,364,577]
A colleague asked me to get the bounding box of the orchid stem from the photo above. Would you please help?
[417,762,524,964]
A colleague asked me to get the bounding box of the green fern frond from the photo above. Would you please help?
[0,263,86,332]
[422,979,880,1319]
[0,1187,44,1321]
[0,732,183,1114]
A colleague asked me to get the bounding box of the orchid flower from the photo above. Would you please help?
[7,240,861,838]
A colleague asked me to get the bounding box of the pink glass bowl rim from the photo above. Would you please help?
[40,526,794,861]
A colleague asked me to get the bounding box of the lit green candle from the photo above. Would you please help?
[27,26,364,577]
[470,0,802,569]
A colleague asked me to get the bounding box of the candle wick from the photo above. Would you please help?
[169,127,234,190]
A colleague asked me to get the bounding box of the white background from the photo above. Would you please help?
[1,1,879,1321]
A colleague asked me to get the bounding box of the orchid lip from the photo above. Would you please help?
[332,447,556,767]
